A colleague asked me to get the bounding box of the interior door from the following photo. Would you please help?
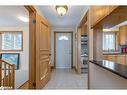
[35,14,50,89]
[56,33,72,68]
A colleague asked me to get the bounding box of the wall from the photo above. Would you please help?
[50,26,77,68]
[0,26,29,71]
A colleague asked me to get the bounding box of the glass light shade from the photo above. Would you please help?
[56,5,68,16]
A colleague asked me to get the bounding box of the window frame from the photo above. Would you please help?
[0,31,23,52]
[103,32,116,51]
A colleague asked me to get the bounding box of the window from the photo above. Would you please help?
[0,31,23,51]
[103,32,115,51]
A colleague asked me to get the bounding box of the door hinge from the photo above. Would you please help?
[33,82,36,87]
[32,19,36,24]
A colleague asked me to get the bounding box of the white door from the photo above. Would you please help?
[56,33,72,68]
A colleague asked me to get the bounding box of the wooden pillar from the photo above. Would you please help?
[77,27,81,74]
[93,27,103,61]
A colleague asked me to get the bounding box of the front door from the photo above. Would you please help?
[35,14,50,89]
[55,33,72,68]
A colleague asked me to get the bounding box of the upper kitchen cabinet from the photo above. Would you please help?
[109,6,118,13]
[90,6,118,28]
[90,6,109,27]
[119,25,127,45]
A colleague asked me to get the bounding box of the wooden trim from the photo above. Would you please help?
[71,32,73,68]
[25,6,36,89]
[54,32,56,68]
[73,66,77,73]
[24,6,36,13]
[78,10,90,89]
[18,80,29,89]
[78,11,88,28]
[54,32,73,69]
[87,10,90,89]
[77,28,81,74]
[0,31,23,51]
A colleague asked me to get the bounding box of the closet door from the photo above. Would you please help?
[35,13,50,89]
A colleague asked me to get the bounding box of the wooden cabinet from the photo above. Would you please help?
[119,25,127,45]
[90,6,109,27]
[109,6,118,13]
[103,54,127,65]
[103,55,107,60]
[107,55,117,62]
[90,6,118,27]
[116,55,126,65]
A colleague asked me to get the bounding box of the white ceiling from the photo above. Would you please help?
[37,6,89,27]
[0,6,29,27]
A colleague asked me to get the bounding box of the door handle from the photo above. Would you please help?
[49,54,51,56]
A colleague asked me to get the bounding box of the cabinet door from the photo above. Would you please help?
[107,55,116,62]
[90,6,109,27]
[109,6,118,13]
[125,55,127,65]
[116,55,126,65]
[103,55,108,60]
[119,25,127,45]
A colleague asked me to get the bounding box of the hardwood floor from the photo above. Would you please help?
[43,68,88,89]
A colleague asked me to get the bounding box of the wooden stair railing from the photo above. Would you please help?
[0,59,15,89]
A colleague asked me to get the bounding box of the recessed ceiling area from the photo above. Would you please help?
[0,6,29,27]
[103,20,127,32]
[37,6,89,27]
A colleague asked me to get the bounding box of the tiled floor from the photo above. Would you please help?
[43,68,88,89]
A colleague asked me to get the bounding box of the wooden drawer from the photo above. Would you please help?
[107,55,117,62]
[116,55,126,65]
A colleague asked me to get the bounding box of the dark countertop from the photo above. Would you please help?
[90,60,127,79]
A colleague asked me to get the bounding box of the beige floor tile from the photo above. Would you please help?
[43,68,88,89]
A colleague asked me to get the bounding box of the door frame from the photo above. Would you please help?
[25,6,50,89]
[78,10,89,89]
[54,32,73,69]
[25,6,37,89]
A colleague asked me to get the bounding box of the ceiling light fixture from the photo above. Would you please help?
[18,16,29,22]
[55,5,68,16]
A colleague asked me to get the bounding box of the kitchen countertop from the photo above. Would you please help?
[90,60,127,79]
